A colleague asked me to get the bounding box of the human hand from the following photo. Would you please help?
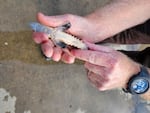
[71,42,141,90]
[33,0,150,63]
[32,12,102,63]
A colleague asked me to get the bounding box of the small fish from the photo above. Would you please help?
[29,22,87,49]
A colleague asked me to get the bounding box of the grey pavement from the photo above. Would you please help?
[0,0,150,113]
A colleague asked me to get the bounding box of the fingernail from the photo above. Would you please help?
[39,47,52,61]
[42,53,52,61]
[45,57,52,61]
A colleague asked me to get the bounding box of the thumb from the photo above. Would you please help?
[37,12,89,38]
[37,12,69,27]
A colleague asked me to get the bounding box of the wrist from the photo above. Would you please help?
[123,63,141,88]
[123,65,150,95]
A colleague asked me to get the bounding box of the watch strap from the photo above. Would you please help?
[123,66,150,94]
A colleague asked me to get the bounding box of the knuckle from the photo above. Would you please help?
[107,58,116,68]
[104,72,113,81]
[88,54,97,63]
[104,53,118,68]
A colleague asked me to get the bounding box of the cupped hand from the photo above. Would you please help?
[32,12,101,63]
[71,42,141,91]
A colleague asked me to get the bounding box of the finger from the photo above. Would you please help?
[87,71,108,91]
[41,40,54,58]
[61,53,75,64]
[84,62,107,77]
[87,71,103,89]
[84,41,114,52]
[37,12,70,27]
[32,32,49,44]
[51,47,62,62]
[71,49,115,67]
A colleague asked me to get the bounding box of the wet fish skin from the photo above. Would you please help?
[29,22,52,34]
[29,22,87,49]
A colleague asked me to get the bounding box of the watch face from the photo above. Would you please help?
[131,78,149,94]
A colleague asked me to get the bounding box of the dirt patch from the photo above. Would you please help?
[0,31,83,65]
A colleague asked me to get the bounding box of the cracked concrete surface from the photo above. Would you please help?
[0,61,134,113]
[0,0,150,113]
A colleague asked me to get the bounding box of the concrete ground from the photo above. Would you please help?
[0,0,150,113]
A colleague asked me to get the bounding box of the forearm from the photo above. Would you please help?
[86,0,150,42]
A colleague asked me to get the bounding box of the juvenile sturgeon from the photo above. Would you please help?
[30,22,87,49]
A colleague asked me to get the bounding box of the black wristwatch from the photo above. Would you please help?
[123,66,150,95]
